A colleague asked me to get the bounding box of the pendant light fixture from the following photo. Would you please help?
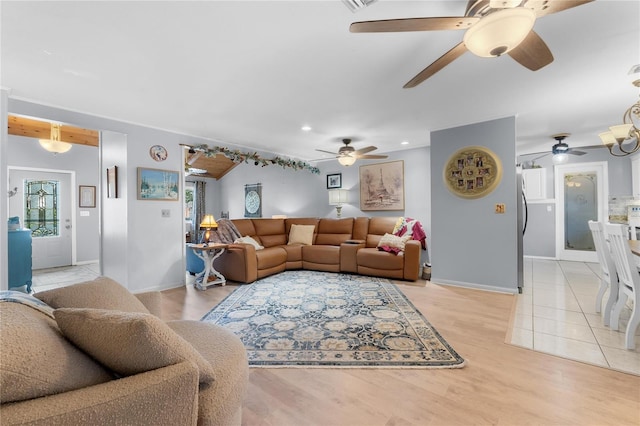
[39,123,72,154]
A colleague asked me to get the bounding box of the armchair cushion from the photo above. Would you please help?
[54,308,216,384]
[35,277,150,314]
[0,303,112,404]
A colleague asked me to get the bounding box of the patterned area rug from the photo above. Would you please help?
[201,270,465,368]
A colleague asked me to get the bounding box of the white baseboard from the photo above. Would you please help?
[73,260,99,266]
[430,277,518,294]
[523,255,557,260]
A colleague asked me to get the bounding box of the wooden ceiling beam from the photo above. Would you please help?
[8,114,99,147]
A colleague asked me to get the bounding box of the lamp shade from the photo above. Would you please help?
[598,131,617,147]
[199,214,218,229]
[609,123,633,141]
[552,153,569,165]
[329,189,349,205]
[463,8,536,57]
[338,156,356,166]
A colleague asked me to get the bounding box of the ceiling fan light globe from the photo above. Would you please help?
[338,156,356,166]
[39,139,72,153]
[552,153,569,165]
[609,123,633,141]
[463,8,536,58]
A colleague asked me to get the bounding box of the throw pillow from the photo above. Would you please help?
[288,224,315,245]
[35,276,150,314]
[54,308,216,384]
[234,235,264,250]
[377,233,412,254]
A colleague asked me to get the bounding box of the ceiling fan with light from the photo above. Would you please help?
[350,0,593,88]
[316,138,388,166]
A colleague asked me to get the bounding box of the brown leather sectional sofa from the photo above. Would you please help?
[214,216,421,283]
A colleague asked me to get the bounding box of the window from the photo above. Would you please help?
[24,180,59,237]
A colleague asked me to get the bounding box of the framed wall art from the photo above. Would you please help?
[326,173,342,189]
[443,145,502,199]
[244,183,262,218]
[137,167,180,201]
[106,166,118,199]
[79,185,96,208]
[359,160,404,211]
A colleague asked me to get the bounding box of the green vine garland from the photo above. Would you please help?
[191,144,320,174]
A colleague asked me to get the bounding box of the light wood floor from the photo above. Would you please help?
[161,278,640,426]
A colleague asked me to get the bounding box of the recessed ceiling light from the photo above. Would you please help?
[401,141,409,145]
[301,125,312,132]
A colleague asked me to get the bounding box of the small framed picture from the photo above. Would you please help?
[327,173,342,189]
[107,166,118,199]
[79,185,96,208]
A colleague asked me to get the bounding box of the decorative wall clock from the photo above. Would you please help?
[244,183,262,218]
[149,145,168,162]
[443,146,502,199]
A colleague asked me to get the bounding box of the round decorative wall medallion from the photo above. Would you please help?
[443,145,502,199]
[149,145,168,162]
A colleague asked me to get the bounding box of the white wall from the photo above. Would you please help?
[1,89,9,290]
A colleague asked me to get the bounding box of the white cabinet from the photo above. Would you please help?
[522,168,547,200]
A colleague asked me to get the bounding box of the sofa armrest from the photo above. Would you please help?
[343,239,365,245]
[214,244,258,284]
[403,240,421,281]
[135,291,163,317]
[340,241,365,273]
[1,361,199,426]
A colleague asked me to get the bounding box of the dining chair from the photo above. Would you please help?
[588,221,618,326]
[605,223,640,350]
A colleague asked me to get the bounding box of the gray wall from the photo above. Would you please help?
[431,117,519,293]
[518,147,633,258]
[7,135,100,264]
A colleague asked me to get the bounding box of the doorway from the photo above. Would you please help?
[8,168,75,269]
[554,162,608,262]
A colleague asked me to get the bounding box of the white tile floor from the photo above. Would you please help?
[30,262,100,292]
[26,259,639,375]
[508,258,640,376]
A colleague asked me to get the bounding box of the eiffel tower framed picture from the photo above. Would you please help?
[359,160,404,211]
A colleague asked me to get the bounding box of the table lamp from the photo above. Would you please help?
[329,189,349,218]
[199,214,218,245]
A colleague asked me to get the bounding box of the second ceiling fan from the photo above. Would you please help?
[316,138,388,166]
[350,0,593,88]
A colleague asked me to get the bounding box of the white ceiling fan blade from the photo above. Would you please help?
[187,151,203,165]
[490,0,522,9]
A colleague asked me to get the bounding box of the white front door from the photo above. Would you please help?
[554,162,608,262]
[8,169,74,269]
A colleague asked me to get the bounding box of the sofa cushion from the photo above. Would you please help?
[377,233,412,253]
[0,302,112,403]
[35,276,150,314]
[255,247,288,270]
[54,308,216,384]
[234,235,264,250]
[288,224,315,245]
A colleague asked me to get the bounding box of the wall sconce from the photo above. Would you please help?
[199,214,218,245]
[39,123,72,154]
[329,189,349,218]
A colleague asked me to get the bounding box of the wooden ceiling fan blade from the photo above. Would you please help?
[357,154,388,159]
[526,0,594,18]
[353,146,377,155]
[350,16,477,33]
[404,42,467,88]
[508,30,553,71]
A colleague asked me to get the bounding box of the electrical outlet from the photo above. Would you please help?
[161,209,170,218]
[495,203,506,214]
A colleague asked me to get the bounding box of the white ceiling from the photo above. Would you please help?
[2,1,639,161]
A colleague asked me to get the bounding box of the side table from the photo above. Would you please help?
[189,243,228,290]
